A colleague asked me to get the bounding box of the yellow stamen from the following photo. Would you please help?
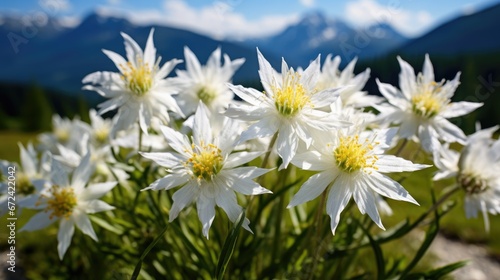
[45,186,77,219]
[196,86,217,105]
[334,135,377,173]
[94,127,110,143]
[411,81,446,118]
[120,58,153,96]
[274,72,310,117]
[185,141,223,182]
[458,173,488,195]
[17,173,35,196]
[54,128,70,143]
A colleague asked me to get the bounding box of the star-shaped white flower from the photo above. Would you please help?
[433,126,500,231]
[226,49,347,169]
[140,103,271,238]
[317,54,382,108]
[376,54,482,153]
[83,29,184,134]
[173,46,245,116]
[20,154,116,259]
[288,126,428,234]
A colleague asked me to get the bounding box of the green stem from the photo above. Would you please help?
[271,166,291,267]
[138,125,143,152]
[260,132,279,169]
[130,223,169,280]
[306,191,328,280]
[394,138,408,157]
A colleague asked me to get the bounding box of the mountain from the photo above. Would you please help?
[245,11,407,66]
[0,12,274,95]
[399,2,500,55]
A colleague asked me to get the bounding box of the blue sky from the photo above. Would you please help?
[1,0,498,39]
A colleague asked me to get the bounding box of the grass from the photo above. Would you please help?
[0,130,38,162]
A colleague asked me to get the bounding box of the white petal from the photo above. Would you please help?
[219,173,271,195]
[193,102,212,146]
[352,181,385,230]
[20,212,56,231]
[432,118,467,144]
[418,124,440,153]
[80,182,117,201]
[292,151,331,171]
[214,186,252,233]
[169,183,198,222]
[160,125,191,155]
[184,46,203,80]
[376,79,407,109]
[224,151,264,169]
[85,200,115,213]
[226,166,270,180]
[197,193,216,239]
[441,102,483,118]
[375,155,430,173]
[139,152,185,168]
[276,125,298,169]
[57,218,75,260]
[121,32,143,66]
[51,160,70,187]
[326,176,352,235]
[143,28,156,66]
[143,173,189,191]
[19,143,36,176]
[73,212,98,241]
[365,172,419,205]
[227,84,266,106]
[288,170,336,208]
[397,56,417,100]
[238,117,279,144]
[422,54,435,84]
[102,49,127,73]
[72,153,94,190]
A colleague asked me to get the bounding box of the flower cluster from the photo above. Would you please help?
[1,29,497,272]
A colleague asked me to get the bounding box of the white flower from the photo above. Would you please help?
[173,46,245,116]
[82,29,184,134]
[288,126,428,234]
[317,55,382,108]
[376,54,482,153]
[140,103,271,239]
[0,143,51,216]
[20,154,116,259]
[38,115,87,153]
[226,49,347,169]
[433,126,500,231]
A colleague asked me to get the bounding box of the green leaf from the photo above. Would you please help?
[90,215,124,235]
[357,219,385,280]
[424,261,467,279]
[399,192,441,278]
[215,210,246,280]
[130,223,169,280]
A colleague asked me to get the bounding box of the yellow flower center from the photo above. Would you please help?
[196,86,217,105]
[17,173,35,196]
[120,58,153,97]
[186,142,224,181]
[411,81,446,118]
[274,72,310,117]
[45,186,77,219]
[54,128,70,143]
[94,127,110,143]
[334,135,377,173]
[458,173,488,195]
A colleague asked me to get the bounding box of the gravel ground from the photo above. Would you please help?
[429,233,500,280]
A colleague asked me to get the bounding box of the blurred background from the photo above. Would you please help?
[0,0,499,133]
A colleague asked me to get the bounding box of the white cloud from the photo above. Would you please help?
[299,0,315,7]
[39,0,71,12]
[461,4,477,15]
[344,0,434,36]
[96,0,298,40]
[107,0,122,5]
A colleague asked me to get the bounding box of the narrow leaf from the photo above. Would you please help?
[215,210,245,280]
